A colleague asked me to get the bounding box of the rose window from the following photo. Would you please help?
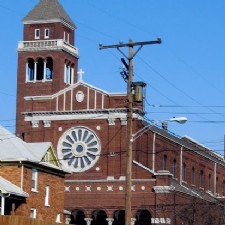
[57,127,101,172]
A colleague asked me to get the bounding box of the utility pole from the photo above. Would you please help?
[99,38,161,225]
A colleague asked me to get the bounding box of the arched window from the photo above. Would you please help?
[216,177,219,193]
[182,162,186,182]
[162,155,167,170]
[199,170,204,188]
[64,61,70,84]
[64,61,74,85]
[208,174,211,191]
[223,181,225,196]
[46,57,53,80]
[26,57,53,82]
[36,58,44,80]
[191,167,195,185]
[172,158,176,177]
[27,58,34,81]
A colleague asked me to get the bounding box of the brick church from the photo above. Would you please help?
[16,0,225,224]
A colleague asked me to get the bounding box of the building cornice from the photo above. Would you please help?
[23,108,145,122]
[23,19,76,30]
[65,178,156,183]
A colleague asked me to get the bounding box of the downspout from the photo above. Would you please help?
[214,162,217,194]
[152,133,156,173]
[180,146,183,185]
[20,162,24,190]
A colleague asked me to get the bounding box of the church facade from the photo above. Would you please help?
[16,1,225,225]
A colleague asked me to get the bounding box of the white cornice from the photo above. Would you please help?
[23,110,144,122]
[65,178,156,183]
[23,19,76,30]
[153,186,175,193]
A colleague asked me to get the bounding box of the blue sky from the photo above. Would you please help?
[0,0,225,155]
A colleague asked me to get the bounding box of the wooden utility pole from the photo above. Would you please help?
[99,38,161,225]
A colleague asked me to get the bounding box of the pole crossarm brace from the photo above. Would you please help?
[99,38,162,60]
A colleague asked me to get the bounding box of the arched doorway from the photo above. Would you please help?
[113,210,125,225]
[91,210,107,225]
[135,210,151,225]
[70,209,86,225]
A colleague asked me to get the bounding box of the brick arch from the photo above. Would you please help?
[65,58,71,65]
[71,209,86,225]
[135,209,151,225]
[91,209,108,225]
[44,54,55,60]
[113,210,125,225]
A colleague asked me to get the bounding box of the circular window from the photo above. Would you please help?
[57,126,101,172]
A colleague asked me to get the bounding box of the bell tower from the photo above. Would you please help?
[16,0,79,137]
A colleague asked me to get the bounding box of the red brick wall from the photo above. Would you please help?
[65,179,157,217]
[0,166,22,187]
[23,23,74,45]
[0,164,65,222]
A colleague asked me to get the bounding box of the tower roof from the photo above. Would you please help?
[23,0,76,29]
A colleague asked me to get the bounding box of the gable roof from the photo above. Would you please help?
[23,0,75,29]
[171,179,220,204]
[0,125,64,172]
[0,176,28,198]
[0,126,37,161]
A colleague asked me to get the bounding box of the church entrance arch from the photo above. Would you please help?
[91,210,107,225]
[70,209,86,225]
[135,210,151,225]
[113,210,125,225]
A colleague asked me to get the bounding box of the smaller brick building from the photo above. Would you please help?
[0,125,68,223]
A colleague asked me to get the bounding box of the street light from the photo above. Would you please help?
[125,116,187,225]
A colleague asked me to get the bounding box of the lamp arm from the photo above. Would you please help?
[131,117,187,142]
[131,123,155,142]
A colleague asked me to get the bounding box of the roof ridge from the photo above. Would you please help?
[23,0,75,29]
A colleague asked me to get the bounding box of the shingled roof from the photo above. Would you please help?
[23,0,75,29]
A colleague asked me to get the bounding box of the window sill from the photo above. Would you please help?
[31,189,38,193]
[26,79,52,83]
